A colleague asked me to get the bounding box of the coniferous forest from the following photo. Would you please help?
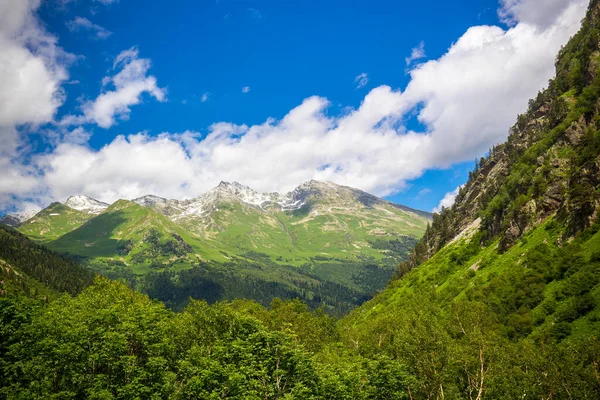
[3,0,600,399]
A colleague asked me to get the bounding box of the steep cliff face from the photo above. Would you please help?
[409,0,600,267]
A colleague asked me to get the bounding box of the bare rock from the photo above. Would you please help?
[564,116,586,146]
[503,222,522,249]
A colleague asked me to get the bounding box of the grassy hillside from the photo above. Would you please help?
[48,200,227,271]
[346,216,600,338]
[201,198,425,264]
[17,203,92,243]
[38,197,420,313]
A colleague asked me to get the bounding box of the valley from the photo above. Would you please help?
[3,180,430,312]
[2,0,600,398]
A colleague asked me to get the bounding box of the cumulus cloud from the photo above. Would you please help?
[242,86,251,93]
[0,0,73,210]
[354,73,369,89]
[0,0,589,211]
[0,126,41,203]
[66,16,112,39]
[61,47,166,128]
[37,133,197,202]
[0,0,71,128]
[499,0,574,28]
[405,41,426,66]
[433,186,462,213]
[201,92,210,102]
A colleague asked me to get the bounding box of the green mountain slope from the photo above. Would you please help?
[140,180,430,265]
[47,199,226,272]
[17,202,93,243]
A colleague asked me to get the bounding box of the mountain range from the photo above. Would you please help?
[1,180,431,312]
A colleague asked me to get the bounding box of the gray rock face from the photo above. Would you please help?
[564,116,586,146]
[0,215,22,227]
[0,208,41,227]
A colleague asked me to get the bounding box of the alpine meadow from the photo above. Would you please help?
[2,0,600,398]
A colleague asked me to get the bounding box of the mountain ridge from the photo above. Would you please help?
[2,180,431,225]
[8,180,431,313]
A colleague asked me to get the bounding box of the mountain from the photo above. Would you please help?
[10,181,431,313]
[48,199,220,270]
[141,180,430,264]
[342,2,600,397]
[0,195,106,228]
[17,202,94,243]
[0,207,40,227]
[64,195,109,214]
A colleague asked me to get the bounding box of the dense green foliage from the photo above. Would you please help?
[344,218,600,398]
[3,220,600,399]
[108,250,407,315]
[0,279,415,399]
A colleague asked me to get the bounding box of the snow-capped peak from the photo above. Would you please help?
[15,207,41,221]
[65,195,109,214]
[133,195,168,207]
[127,180,358,223]
[211,181,274,207]
[0,207,41,227]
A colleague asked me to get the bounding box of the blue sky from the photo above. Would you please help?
[0,0,588,214]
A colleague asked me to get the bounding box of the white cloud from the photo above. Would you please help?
[0,0,589,211]
[201,92,210,102]
[0,127,41,203]
[37,133,197,202]
[66,16,112,40]
[433,185,462,213]
[242,86,251,93]
[63,127,93,145]
[354,73,369,89]
[0,0,73,211]
[0,0,71,128]
[418,188,431,197]
[61,47,166,128]
[405,41,426,66]
[499,0,574,28]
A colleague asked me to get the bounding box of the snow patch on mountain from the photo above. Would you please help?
[0,207,42,227]
[133,195,168,207]
[65,195,109,214]
[52,180,429,225]
[210,181,309,211]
